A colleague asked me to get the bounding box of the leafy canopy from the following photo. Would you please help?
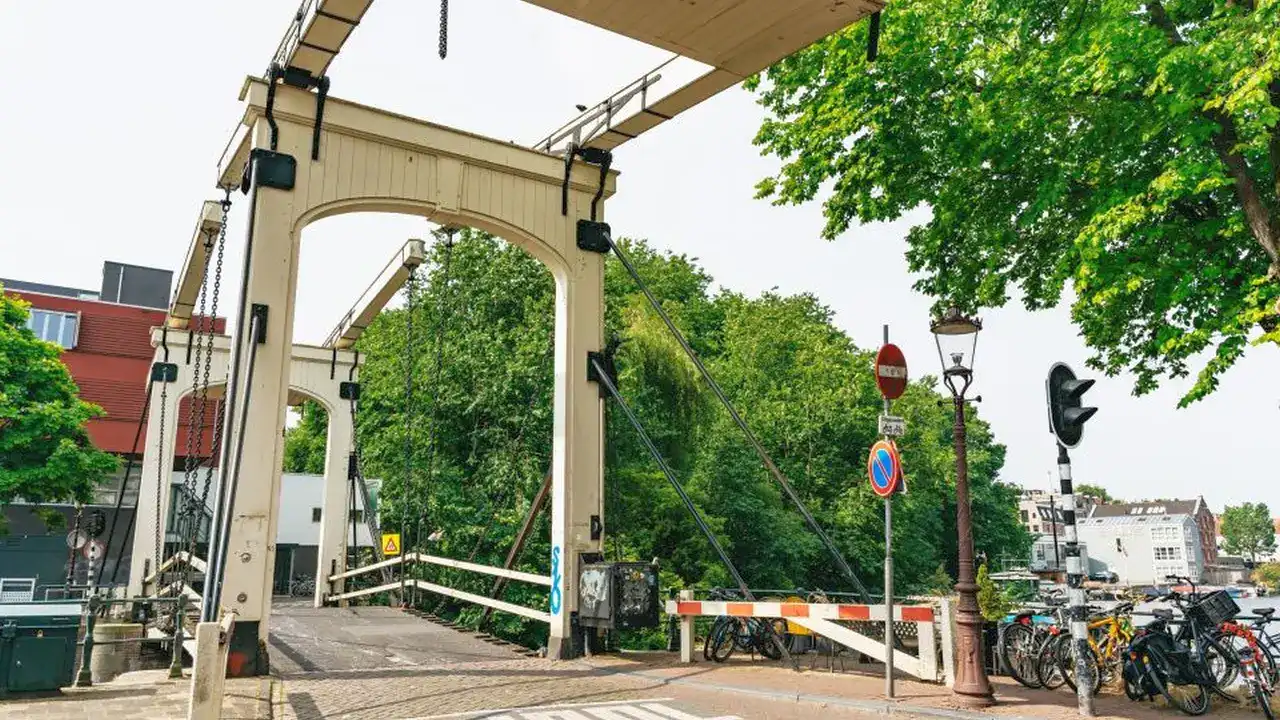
[749,0,1280,405]
[1220,501,1277,562]
[284,233,1031,647]
[0,289,118,507]
[1076,483,1117,503]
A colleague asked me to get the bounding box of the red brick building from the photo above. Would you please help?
[3,262,224,504]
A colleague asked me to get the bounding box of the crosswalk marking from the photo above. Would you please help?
[411,700,741,720]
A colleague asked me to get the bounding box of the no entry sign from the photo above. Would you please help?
[875,343,908,400]
[867,439,902,498]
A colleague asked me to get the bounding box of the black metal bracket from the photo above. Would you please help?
[265,64,284,151]
[586,350,617,399]
[347,452,359,481]
[250,304,269,344]
[247,148,297,191]
[330,346,338,380]
[590,515,602,541]
[560,145,612,219]
[278,66,330,161]
[576,220,612,254]
[151,362,179,383]
[339,381,360,400]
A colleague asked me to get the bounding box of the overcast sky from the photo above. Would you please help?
[1,1,1274,514]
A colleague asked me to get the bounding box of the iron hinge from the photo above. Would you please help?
[576,220,611,254]
[151,362,179,383]
[339,382,360,400]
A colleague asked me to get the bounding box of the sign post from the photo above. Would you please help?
[873,327,907,698]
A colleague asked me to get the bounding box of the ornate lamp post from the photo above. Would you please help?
[930,307,994,707]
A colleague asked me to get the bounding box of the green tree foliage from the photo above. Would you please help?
[1076,484,1117,503]
[283,401,328,474]
[1253,562,1280,591]
[749,0,1280,405]
[286,232,1030,647]
[976,563,1012,621]
[0,289,118,508]
[1220,502,1277,562]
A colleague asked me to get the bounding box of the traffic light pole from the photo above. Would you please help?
[1057,443,1094,716]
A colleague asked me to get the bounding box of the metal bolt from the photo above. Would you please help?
[237,593,248,603]
[240,552,252,563]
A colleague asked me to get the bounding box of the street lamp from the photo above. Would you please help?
[930,307,995,708]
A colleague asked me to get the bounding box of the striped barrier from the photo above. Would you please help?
[666,595,946,683]
[666,600,935,623]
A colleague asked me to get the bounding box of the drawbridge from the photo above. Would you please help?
[70,2,974,717]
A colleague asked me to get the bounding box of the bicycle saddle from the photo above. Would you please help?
[1255,607,1275,619]
[1153,608,1175,621]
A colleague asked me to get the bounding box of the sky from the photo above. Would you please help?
[0,1,1275,514]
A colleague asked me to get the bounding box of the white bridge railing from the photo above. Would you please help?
[326,552,551,623]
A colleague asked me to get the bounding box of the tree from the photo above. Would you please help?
[976,563,1011,622]
[1253,562,1280,592]
[1076,484,1116,503]
[283,401,328,474]
[1220,502,1277,563]
[749,0,1280,406]
[338,232,1030,647]
[0,289,118,507]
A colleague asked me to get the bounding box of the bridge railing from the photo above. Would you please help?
[326,552,551,622]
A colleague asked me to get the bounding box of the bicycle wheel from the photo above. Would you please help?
[709,619,737,662]
[1001,624,1043,689]
[1254,680,1276,720]
[704,617,729,661]
[1148,657,1212,716]
[1200,634,1239,691]
[1036,635,1067,690]
[1055,636,1102,696]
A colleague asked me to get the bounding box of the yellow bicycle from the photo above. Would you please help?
[1039,601,1136,694]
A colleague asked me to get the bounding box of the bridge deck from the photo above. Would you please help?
[267,598,520,674]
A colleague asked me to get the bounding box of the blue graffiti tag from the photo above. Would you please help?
[549,546,563,615]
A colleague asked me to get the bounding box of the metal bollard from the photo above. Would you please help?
[169,595,185,678]
[75,597,98,687]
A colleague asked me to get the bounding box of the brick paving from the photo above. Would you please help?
[11,601,1277,719]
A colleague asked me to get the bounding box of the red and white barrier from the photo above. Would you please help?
[666,595,945,683]
[666,599,934,623]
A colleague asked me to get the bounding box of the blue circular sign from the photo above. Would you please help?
[868,440,900,498]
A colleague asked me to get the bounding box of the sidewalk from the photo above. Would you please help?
[0,670,269,720]
[587,652,1271,720]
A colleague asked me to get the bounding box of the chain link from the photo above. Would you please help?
[153,377,168,584]
[438,0,448,59]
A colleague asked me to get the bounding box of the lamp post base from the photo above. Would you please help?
[951,581,995,708]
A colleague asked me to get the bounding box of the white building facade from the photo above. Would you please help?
[1077,502,1207,585]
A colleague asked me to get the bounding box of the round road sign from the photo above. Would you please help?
[867,439,901,498]
[875,343,908,400]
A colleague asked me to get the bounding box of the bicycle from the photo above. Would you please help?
[999,594,1066,689]
[1123,605,1213,715]
[1217,618,1276,719]
[1038,600,1135,695]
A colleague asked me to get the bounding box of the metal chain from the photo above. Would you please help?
[402,269,417,552]
[415,233,455,550]
[177,229,215,552]
[438,0,448,59]
[153,377,168,586]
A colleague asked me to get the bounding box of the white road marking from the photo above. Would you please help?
[401,700,740,720]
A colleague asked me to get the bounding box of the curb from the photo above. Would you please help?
[594,666,1039,720]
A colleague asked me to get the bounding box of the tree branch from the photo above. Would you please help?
[1145,1,1184,45]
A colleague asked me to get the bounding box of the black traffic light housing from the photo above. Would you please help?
[1046,362,1097,448]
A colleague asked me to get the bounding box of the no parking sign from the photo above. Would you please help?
[867,439,903,498]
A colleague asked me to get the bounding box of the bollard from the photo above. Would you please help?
[75,597,98,687]
[678,590,695,663]
[170,594,186,678]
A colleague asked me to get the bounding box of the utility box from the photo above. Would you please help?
[578,562,659,631]
[0,602,82,696]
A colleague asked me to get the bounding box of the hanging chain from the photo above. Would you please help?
[416,232,456,549]
[153,376,168,586]
[178,229,215,549]
[402,268,418,552]
[438,0,449,59]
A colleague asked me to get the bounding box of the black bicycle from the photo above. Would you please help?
[1123,605,1213,715]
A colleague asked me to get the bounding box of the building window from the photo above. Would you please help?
[93,462,142,506]
[351,509,364,523]
[1151,526,1181,542]
[1154,546,1182,561]
[1020,510,1029,523]
[311,508,322,523]
[26,309,79,348]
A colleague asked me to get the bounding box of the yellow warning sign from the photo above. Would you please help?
[381,533,401,556]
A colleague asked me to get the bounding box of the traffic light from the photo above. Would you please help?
[86,509,107,538]
[1046,362,1097,448]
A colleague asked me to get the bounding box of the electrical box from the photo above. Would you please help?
[578,562,659,631]
[0,602,82,696]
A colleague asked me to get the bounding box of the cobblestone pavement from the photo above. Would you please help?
[0,670,267,720]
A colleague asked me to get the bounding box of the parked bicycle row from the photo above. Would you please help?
[1000,576,1279,716]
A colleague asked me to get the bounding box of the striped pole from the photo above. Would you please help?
[1058,444,1094,716]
